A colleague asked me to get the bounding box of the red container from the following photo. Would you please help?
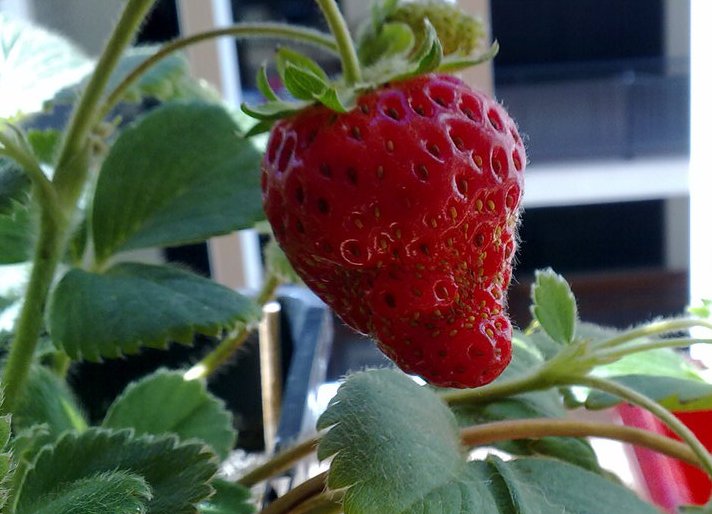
[618,405,712,512]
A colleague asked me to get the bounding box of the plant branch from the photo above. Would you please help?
[259,471,328,514]
[238,436,320,487]
[184,274,282,381]
[1,0,156,416]
[98,23,339,121]
[315,0,362,85]
[442,367,549,406]
[594,318,712,351]
[1,209,65,414]
[570,375,712,479]
[53,0,158,205]
[596,337,712,362]
[461,418,701,469]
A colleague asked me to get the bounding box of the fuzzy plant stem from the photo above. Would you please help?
[0,0,157,415]
[0,210,65,414]
[315,0,362,85]
[238,436,320,487]
[259,471,329,514]
[53,0,157,205]
[184,274,282,381]
[461,418,701,468]
[572,375,712,480]
[594,318,712,351]
[442,367,549,406]
[98,23,339,121]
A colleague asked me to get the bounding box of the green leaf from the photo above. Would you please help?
[596,347,704,380]
[585,375,712,412]
[317,369,490,513]
[0,203,35,264]
[13,365,88,436]
[478,456,659,514]
[15,428,217,514]
[199,479,254,514]
[92,102,264,263]
[18,470,151,514]
[0,14,92,118]
[275,47,328,83]
[51,46,218,107]
[256,63,279,101]
[103,370,236,460]
[0,158,30,215]
[317,369,652,513]
[530,268,578,345]
[48,263,260,361]
[26,128,61,165]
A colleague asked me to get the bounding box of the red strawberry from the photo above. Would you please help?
[261,73,525,388]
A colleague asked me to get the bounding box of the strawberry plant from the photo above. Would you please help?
[0,1,711,513]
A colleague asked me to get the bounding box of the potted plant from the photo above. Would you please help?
[0,1,711,512]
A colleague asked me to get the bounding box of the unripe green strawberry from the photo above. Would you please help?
[389,1,485,56]
[262,74,525,388]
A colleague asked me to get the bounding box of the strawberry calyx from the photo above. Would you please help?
[240,0,497,133]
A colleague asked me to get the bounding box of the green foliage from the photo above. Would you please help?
[0,13,91,118]
[12,365,88,436]
[17,470,152,514]
[47,263,260,360]
[472,456,659,514]
[0,158,30,215]
[585,374,712,412]
[51,46,219,108]
[530,268,578,345]
[26,129,61,165]
[198,479,255,514]
[0,202,35,264]
[92,102,264,263]
[0,395,12,511]
[317,369,658,513]
[103,370,236,459]
[15,428,217,514]
[453,343,601,473]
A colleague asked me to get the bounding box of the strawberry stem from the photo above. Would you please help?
[315,0,362,85]
[98,22,339,122]
[183,273,282,381]
[571,375,712,482]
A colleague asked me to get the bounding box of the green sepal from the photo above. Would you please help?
[358,21,415,67]
[275,47,328,84]
[437,40,500,72]
[371,0,400,29]
[256,63,279,101]
[242,120,275,139]
[393,19,443,80]
[282,62,330,101]
[241,99,309,121]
